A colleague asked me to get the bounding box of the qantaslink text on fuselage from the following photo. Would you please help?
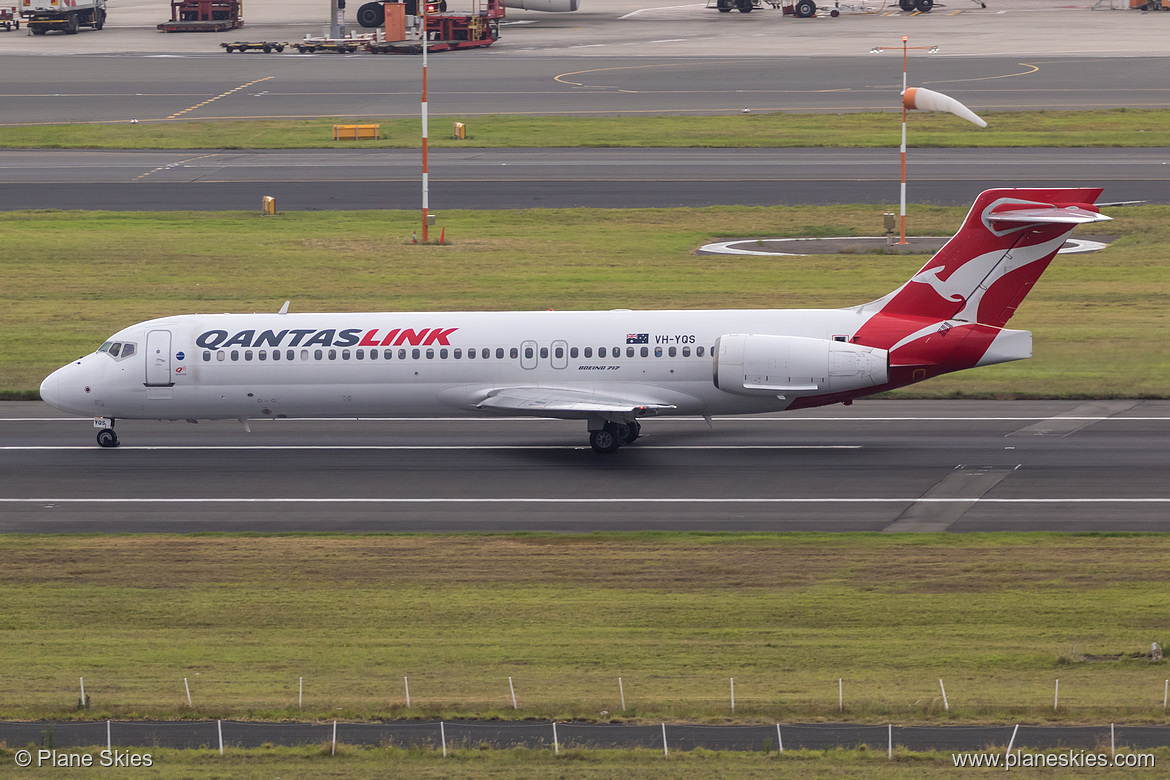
[194,327,460,351]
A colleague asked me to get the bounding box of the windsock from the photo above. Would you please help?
[902,87,987,128]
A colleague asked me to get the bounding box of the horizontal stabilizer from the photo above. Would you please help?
[477,386,677,415]
[987,205,1112,226]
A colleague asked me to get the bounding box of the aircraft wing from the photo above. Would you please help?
[475,386,677,415]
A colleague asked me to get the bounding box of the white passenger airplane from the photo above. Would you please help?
[40,188,1109,453]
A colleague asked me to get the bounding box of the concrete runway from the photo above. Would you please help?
[4,399,1169,533]
[2,146,1166,209]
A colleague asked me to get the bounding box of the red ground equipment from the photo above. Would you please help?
[158,0,243,32]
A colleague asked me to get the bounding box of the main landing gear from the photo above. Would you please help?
[96,419,120,448]
[588,420,640,454]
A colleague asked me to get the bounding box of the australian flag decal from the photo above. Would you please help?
[626,333,649,344]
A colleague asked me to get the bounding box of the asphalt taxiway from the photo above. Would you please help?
[3,399,1168,533]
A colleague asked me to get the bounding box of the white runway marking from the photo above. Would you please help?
[0,445,862,451]
[4,498,1169,505]
[4,416,1170,423]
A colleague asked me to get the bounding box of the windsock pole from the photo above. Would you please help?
[899,36,909,244]
[421,2,429,243]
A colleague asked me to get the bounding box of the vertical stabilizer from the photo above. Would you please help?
[863,188,1108,331]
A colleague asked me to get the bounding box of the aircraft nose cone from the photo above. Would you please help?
[40,371,60,409]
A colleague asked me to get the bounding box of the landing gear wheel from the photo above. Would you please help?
[356,1,385,27]
[590,424,622,454]
[96,429,119,448]
[899,0,913,8]
[793,0,815,17]
[736,0,752,12]
[621,420,641,445]
[914,0,933,10]
[716,0,732,10]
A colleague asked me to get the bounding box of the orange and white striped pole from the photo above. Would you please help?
[420,1,429,243]
[870,37,938,244]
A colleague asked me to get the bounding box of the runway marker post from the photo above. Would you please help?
[332,720,337,756]
[106,720,111,752]
[184,677,192,707]
[619,677,626,711]
[1164,679,1167,710]
[405,676,411,708]
[1111,723,1115,758]
[440,721,447,757]
[839,678,843,711]
[553,721,559,755]
[730,678,735,713]
[661,722,668,757]
[79,677,86,708]
[939,678,949,711]
[1054,679,1059,711]
[776,723,783,753]
[509,676,518,709]
[888,724,892,760]
[299,677,303,709]
[217,719,223,756]
[1005,723,1019,764]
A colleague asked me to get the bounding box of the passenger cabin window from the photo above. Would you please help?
[203,351,211,362]
[682,346,690,357]
[540,347,548,359]
[496,348,505,359]
[482,348,490,359]
[697,346,705,357]
[584,347,593,358]
[599,347,606,358]
[468,348,476,360]
[640,347,649,358]
[510,347,519,359]
[626,347,635,358]
[454,348,463,359]
[411,349,420,360]
[570,347,578,359]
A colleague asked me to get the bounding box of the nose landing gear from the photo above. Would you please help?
[95,418,119,448]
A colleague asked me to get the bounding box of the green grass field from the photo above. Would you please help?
[4,205,1168,398]
[0,745,1165,779]
[3,109,1170,148]
[0,533,1168,725]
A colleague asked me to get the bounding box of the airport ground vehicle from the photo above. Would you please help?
[20,0,105,34]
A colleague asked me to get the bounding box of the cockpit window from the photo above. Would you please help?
[99,341,137,361]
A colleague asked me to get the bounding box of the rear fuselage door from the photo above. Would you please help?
[145,329,173,386]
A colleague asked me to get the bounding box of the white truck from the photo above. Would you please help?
[20,0,105,34]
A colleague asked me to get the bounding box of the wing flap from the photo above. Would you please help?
[476,386,677,415]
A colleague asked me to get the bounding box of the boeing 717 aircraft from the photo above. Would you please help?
[40,188,1110,453]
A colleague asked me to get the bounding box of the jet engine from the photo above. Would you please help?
[713,334,888,397]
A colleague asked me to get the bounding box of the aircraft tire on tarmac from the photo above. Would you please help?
[96,429,119,448]
[794,0,815,17]
[590,423,624,454]
[717,0,732,10]
[899,0,914,9]
[736,0,753,12]
[915,0,933,11]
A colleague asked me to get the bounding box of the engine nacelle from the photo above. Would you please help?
[504,0,580,10]
[713,334,888,397]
